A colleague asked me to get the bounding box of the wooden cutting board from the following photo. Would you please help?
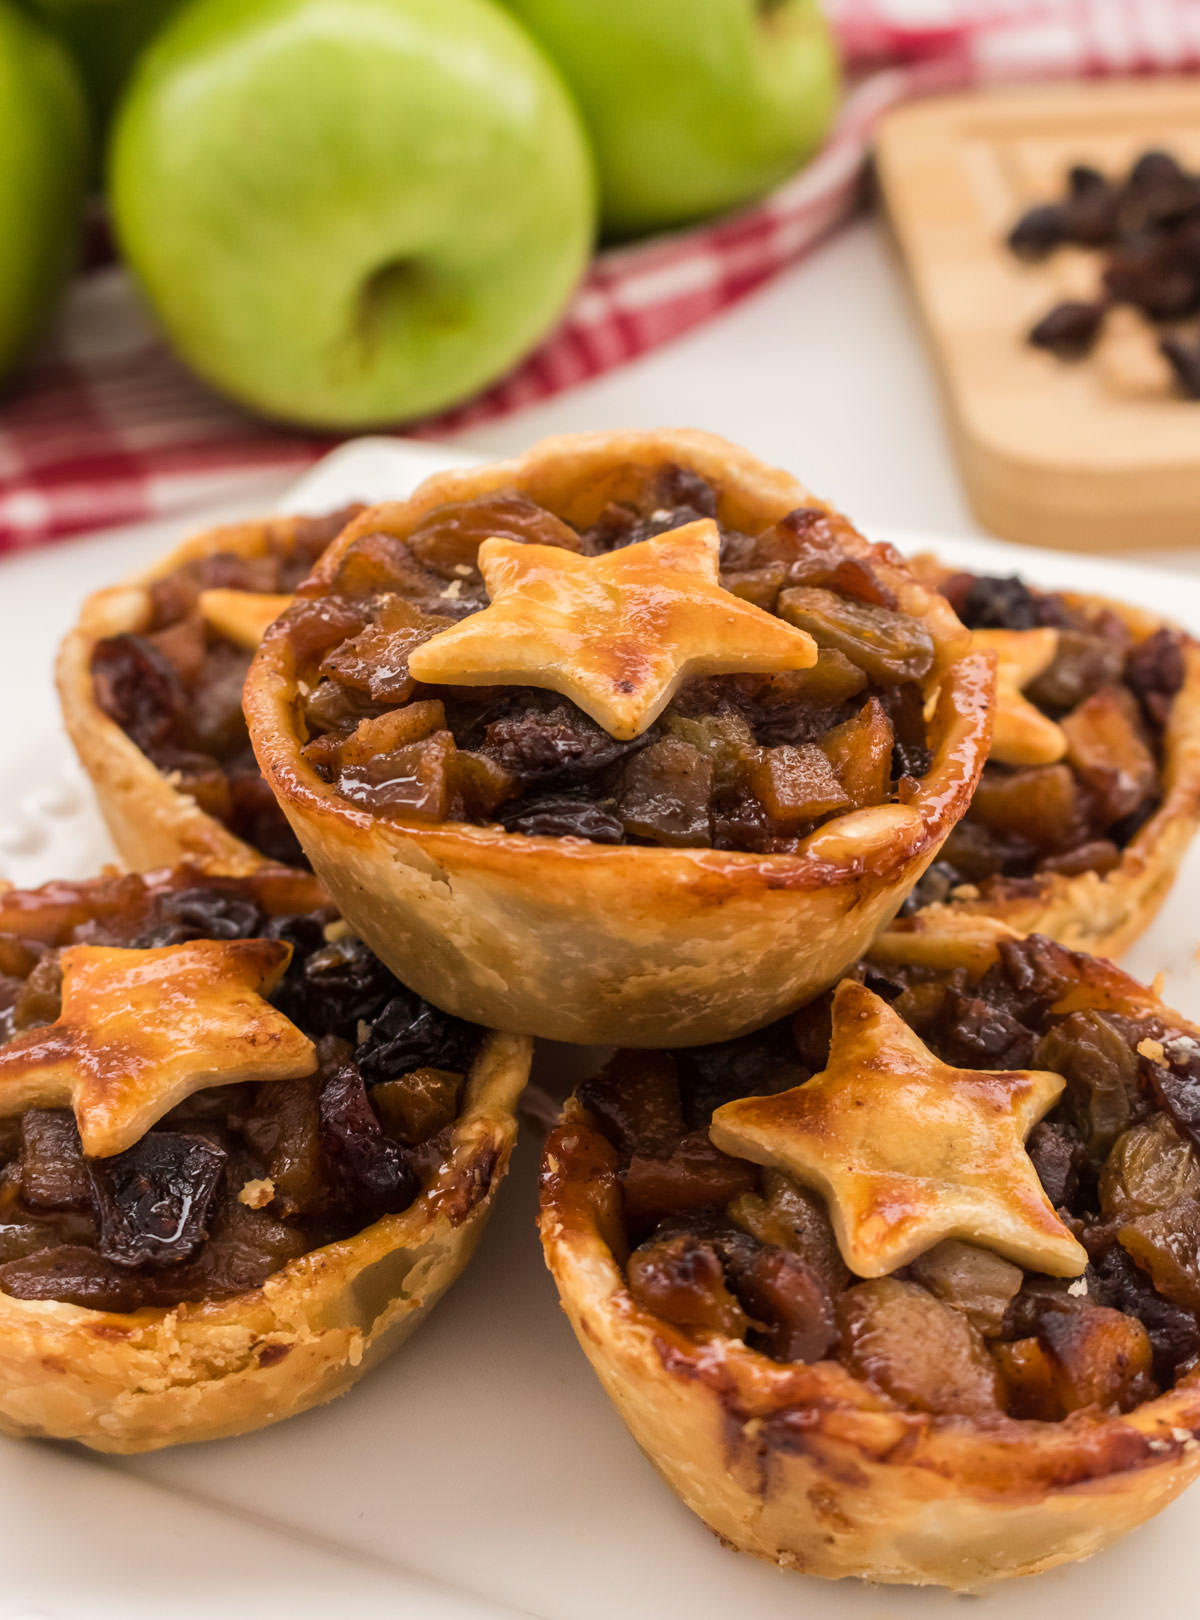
[875,78,1200,551]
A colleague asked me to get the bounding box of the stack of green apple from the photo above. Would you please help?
[2,0,838,430]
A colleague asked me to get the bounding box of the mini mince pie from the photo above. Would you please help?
[245,430,992,1046]
[0,863,529,1452]
[58,506,362,874]
[901,559,1200,956]
[540,923,1200,1586]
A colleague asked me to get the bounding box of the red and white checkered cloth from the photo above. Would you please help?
[3,0,1200,553]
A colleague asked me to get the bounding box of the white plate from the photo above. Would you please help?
[4,437,1200,1620]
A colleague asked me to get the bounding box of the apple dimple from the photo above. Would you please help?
[110,0,596,429]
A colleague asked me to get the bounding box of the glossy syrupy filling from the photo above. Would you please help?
[575,935,1200,1421]
[284,467,943,853]
[0,870,484,1312]
[91,507,361,866]
[906,570,1185,911]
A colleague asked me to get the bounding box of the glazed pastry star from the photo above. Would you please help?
[200,589,294,650]
[0,938,317,1157]
[974,627,1067,767]
[710,979,1087,1279]
[407,520,818,740]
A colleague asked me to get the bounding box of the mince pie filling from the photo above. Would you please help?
[0,872,484,1313]
[578,934,1200,1422]
[907,570,1185,911]
[90,508,361,866]
[286,468,940,853]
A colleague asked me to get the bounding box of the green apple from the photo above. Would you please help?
[110,0,596,430]
[0,0,87,380]
[500,0,840,237]
[23,0,187,139]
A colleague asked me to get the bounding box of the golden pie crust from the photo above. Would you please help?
[245,429,994,1047]
[0,867,530,1453]
[905,565,1200,958]
[56,514,333,876]
[539,920,1200,1587]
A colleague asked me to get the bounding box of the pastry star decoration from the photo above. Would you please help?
[407,520,819,740]
[974,627,1067,767]
[710,979,1087,1279]
[200,589,294,650]
[0,939,317,1157]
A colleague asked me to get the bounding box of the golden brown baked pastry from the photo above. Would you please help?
[245,429,993,1046]
[57,506,361,874]
[0,864,529,1452]
[540,922,1200,1585]
[900,559,1200,957]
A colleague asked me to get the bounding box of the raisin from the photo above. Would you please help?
[1119,1202,1200,1314]
[1036,1011,1142,1160]
[1104,238,1200,320]
[879,681,931,779]
[1063,166,1120,245]
[1028,300,1107,358]
[1126,628,1185,728]
[1027,1120,1086,1206]
[1161,336,1200,400]
[1100,1115,1200,1220]
[1129,149,1188,201]
[777,587,934,685]
[958,574,1041,631]
[732,1245,838,1362]
[933,987,1036,1069]
[92,634,191,760]
[1007,202,1069,261]
[484,697,640,783]
[87,1133,227,1269]
[408,493,583,576]
[1094,1244,1200,1383]
[261,910,328,959]
[133,887,264,947]
[318,1061,419,1218]
[189,643,253,756]
[282,935,395,1038]
[356,989,480,1084]
[675,1024,806,1129]
[578,1052,684,1157]
[281,595,371,666]
[498,793,625,843]
[584,465,719,552]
